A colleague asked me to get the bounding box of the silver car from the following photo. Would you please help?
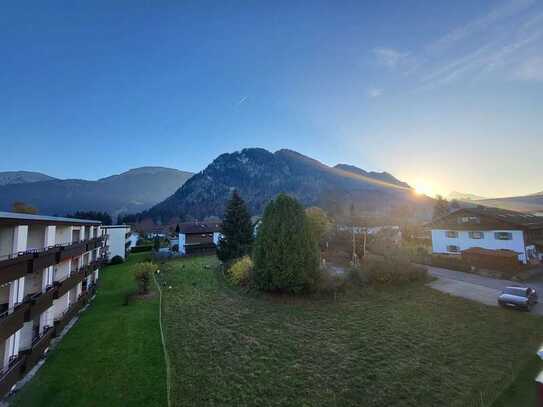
[498,286,538,311]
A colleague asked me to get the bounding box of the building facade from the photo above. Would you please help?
[101,225,131,260]
[178,222,222,256]
[0,212,107,396]
[429,207,543,264]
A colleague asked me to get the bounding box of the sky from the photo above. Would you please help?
[1,0,542,199]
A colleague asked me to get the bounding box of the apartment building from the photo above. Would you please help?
[0,212,107,397]
[101,225,131,260]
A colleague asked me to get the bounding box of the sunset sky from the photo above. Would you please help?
[1,0,542,198]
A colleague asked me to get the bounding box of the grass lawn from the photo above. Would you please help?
[159,256,543,407]
[12,253,167,407]
[493,355,543,407]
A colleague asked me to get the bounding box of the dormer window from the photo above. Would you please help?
[457,216,480,224]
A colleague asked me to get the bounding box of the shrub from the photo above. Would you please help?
[351,257,428,287]
[109,255,124,265]
[133,262,156,295]
[131,245,153,253]
[171,244,179,253]
[253,194,320,293]
[228,256,253,286]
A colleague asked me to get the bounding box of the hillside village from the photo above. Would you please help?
[1,170,543,406]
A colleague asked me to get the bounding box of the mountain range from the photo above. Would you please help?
[0,167,193,217]
[145,148,433,221]
[448,190,543,213]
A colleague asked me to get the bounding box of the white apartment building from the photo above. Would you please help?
[100,225,130,261]
[429,207,543,264]
[0,212,107,396]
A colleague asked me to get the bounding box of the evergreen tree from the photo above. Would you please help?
[253,194,320,293]
[433,195,450,220]
[175,224,181,234]
[217,191,254,263]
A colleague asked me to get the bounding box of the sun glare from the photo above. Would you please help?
[414,181,436,197]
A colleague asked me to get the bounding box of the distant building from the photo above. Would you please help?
[101,225,131,260]
[0,211,106,396]
[428,207,543,264]
[126,232,140,250]
[178,222,222,256]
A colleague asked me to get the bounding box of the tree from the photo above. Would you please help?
[11,201,38,214]
[153,236,160,252]
[253,194,320,293]
[68,211,112,225]
[433,195,450,220]
[450,199,461,210]
[217,191,254,263]
[175,224,181,234]
[305,207,332,244]
[133,262,156,295]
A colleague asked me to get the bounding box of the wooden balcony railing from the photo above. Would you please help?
[0,303,28,341]
[0,355,25,397]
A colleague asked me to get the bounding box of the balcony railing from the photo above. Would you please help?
[54,269,85,298]
[20,326,54,371]
[0,303,28,341]
[0,253,34,285]
[25,287,55,321]
[0,354,25,397]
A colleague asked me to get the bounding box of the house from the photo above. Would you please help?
[429,207,543,265]
[178,222,222,256]
[0,211,107,396]
[101,225,131,261]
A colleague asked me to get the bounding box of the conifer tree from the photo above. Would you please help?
[253,194,319,293]
[217,191,253,263]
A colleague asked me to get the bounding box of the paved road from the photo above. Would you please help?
[425,265,543,316]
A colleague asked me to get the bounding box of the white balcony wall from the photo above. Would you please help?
[9,277,25,308]
[42,266,54,290]
[12,226,28,253]
[0,226,14,258]
[2,331,20,370]
[53,292,70,320]
[54,260,70,282]
[55,226,71,246]
[24,271,42,297]
[18,320,35,351]
[45,226,56,247]
[27,225,46,251]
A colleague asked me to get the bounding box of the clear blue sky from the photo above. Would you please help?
[1,1,542,198]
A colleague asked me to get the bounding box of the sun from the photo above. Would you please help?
[413,181,436,197]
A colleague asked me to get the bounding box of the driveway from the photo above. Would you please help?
[426,265,543,316]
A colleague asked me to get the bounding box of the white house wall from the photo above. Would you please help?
[103,227,129,260]
[431,229,527,262]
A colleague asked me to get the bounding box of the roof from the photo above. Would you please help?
[462,247,520,258]
[429,207,543,231]
[179,222,222,234]
[101,224,131,229]
[0,211,102,226]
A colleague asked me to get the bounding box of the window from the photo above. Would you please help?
[447,245,460,253]
[457,216,480,224]
[494,232,513,240]
[445,231,458,238]
[469,231,484,239]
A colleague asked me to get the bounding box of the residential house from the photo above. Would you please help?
[0,211,107,396]
[178,222,222,256]
[429,207,543,265]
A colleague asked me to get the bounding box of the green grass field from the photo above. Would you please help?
[159,256,543,407]
[12,253,167,407]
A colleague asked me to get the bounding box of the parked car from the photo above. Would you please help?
[498,286,538,311]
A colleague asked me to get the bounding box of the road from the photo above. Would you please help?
[425,265,543,316]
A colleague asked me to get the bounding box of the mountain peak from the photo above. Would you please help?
[0,171,56,186]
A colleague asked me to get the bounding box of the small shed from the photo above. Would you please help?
[461,247,521,271]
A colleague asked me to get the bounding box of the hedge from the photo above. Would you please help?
[131,245,153,253]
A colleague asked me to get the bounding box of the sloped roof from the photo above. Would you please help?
[179,222,222,234]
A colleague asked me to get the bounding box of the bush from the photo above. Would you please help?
[228,256,253,286]
[171,244,179,253]
[133,262,156,295]
[253,194,320,293]
[109,255,124,265]
[351,257,428,287]
[131,245,153,253]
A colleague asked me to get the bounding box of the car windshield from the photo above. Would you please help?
[503,288,527,297]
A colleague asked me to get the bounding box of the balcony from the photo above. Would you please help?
[86,238,98,252]
[0,303,28,341]
[0,355,25,397]
[0,253,33,285]
[31,247,61,272]
[58,241,87,261]
[54,269,85,298]
[25,287,56,321]
[21,327,54,371]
